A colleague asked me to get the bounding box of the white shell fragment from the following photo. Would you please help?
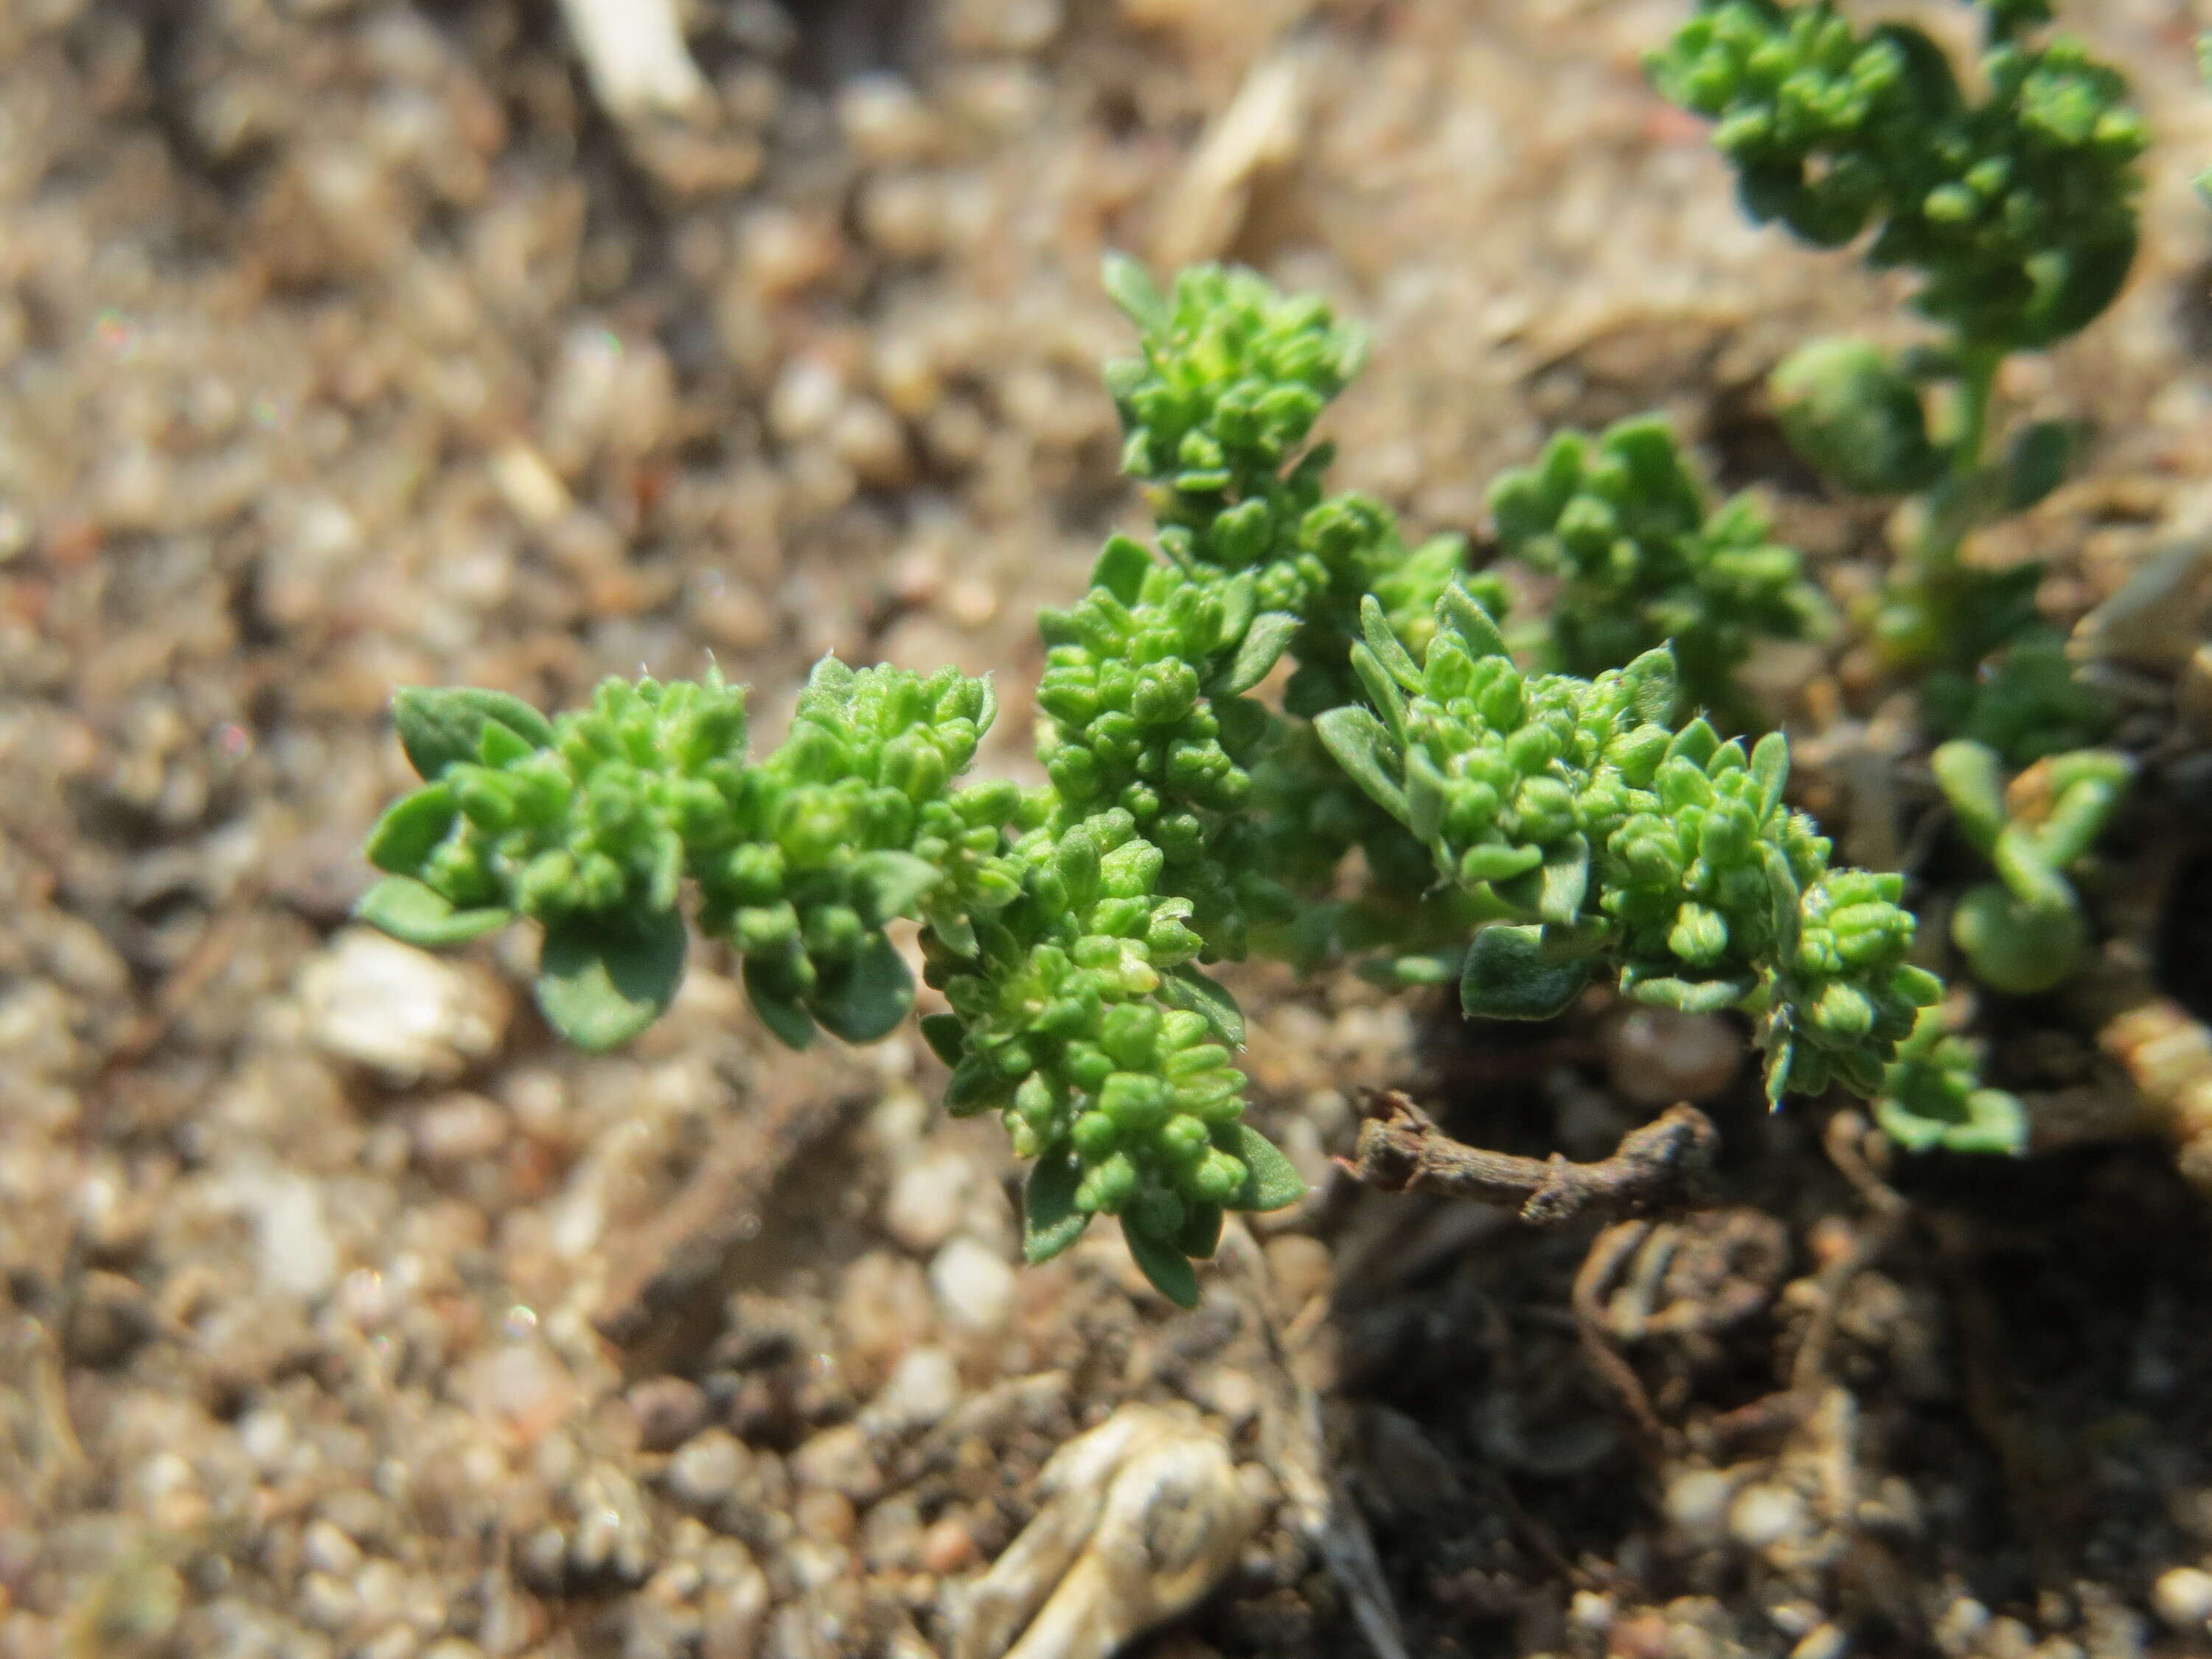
[299,927,510,1085]
[953,1405,1259,1659]
[555,0,709,125]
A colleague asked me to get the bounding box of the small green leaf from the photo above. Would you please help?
[1349,643,1410,741]
[1538,834,1590,926]
[1877,1088,2028,1158]
[365,784,459,875]
[1623,648,1681,726]
[1102,252,1171,335]
[2003,420,2077,512]
[392,687,553,782]
[477,720,538,768]
[1161,964,1245,1048]
[812,933,917,1044]
[1228,1123,1308,1212]
[355,875,510,947]
[850,852,942,929]
[1123,1223,1200,1309]
[1461,924,1591,1020]
[919,1012,967,1068]
[1665,718,1719,770]
[1628,975,1751,1015]
[1315,706,1408,823]
[1359,595,1423,691]
[1750,732,1790,815]
[1931,740,2008,855]
[1219,612,1301,696]
[1023,1152,1091,1265]
[1405,748,1449,846]
[1437,582,1509,660]
[1761,843,1802,962]
[1090,534,1155,605]
[536,908,688,1051]
[1178,1201,1225,1260]
[745,961,818,1051]
[1770,336,1942,495]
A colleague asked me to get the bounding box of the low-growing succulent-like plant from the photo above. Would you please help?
[1874,999,2028,1155]
[1929,737,2131,997]
[1652,0,2146,765]
[360,256,1966,1305]
[1486,415,1830,728]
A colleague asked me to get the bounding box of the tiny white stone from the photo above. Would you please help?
[929,1237,1015,1335]
[1729,1481,1809,1551]
[1568,1590,1615,1633]
[1664,1468,1734,1542]
[884,1150,973,1254]
[299,929,509,1085]
[2153,1567,2212,1630]
[872,1346,960,1430]
[302,1517,362,1576]
[667,1430,748,1506]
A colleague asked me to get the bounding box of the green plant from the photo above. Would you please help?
[1874,1000,2028,1154]
[1652,0,2146,765]
[1929,737,2131,996]
[358,259,1950,1305]
[1486,416,1830,729]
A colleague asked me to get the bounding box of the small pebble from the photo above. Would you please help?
[885,1150,973,1253]
[629,1376,712,1454]
[2153,1567,2212,1630]
[1602,1006,1742,1106]
[668,1430,748,1506]
[928,1237,1015,1334]
[794,1486,857,1545]
[872,1346,961,1430]
[919,1513,976,1575]
[790,1425,882,1503]
[413,1093,508,1168]
[301,1518,361,1576]
[1664,1468,1734,1543]
[1729,1482,1809,1551]
[299,929,510,1085]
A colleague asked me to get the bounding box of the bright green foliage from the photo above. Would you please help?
[361,666,1026,1051]
[1931,738,2130,995]
[1875,1002,2028,1154]
[1032,542,1293,960]
[1317,587,1941,1100]
[1649,0,2145,349]
[919,806,1301,1274]
[1653,0,2135,771]
[1487,416,1827,723]
[358,254,2001,1309]
[1770,338,1944,497]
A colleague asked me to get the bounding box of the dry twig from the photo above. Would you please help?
[1348,1091,1720,1224]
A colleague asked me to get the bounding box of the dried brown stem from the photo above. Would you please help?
[1347,1091,1721,1225]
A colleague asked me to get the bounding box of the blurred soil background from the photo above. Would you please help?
[5,0,2212,1655]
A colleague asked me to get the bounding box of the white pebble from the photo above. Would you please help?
[886,1151,973,1253]
[1729,1481,1809,1551]
[872,1346,961,1429]
[302,1517,362,1576]
[1664,1468,1734,1543]
[790,1424,882,1502]
[2154,1567,2212,1630]
[299,928,509,1085]
[413,1094,509,1167]
[668,1430,748,1506]
[929,1237,1015,1334]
